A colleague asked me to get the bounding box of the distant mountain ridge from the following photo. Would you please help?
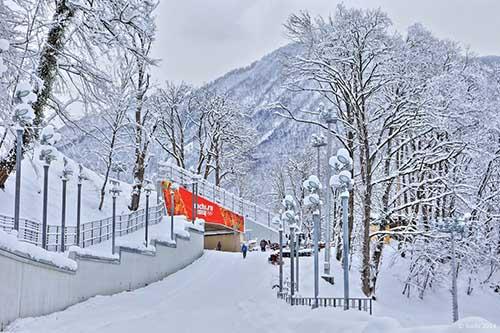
[59,43,500,208]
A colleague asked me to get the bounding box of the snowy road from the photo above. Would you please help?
[6,251,375,333]
[6,251,493,333]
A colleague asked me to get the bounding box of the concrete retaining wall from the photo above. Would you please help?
[0,226,204,330]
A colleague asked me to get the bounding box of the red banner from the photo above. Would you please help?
[161,180,244,232]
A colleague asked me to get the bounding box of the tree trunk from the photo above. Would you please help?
[372,129,394,294]
[359,116,373,297]
[0,0,75,187]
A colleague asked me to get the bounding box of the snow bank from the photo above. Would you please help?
[0,229,76,270]
[361,316,497,332]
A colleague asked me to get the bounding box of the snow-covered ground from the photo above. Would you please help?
[281,249,500,328]
[6,250,497,333]
[0,228,77,270]
[0,148,154,226]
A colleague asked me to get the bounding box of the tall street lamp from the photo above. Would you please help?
[330,148,353,310]
[436,214,469,322]
[12,80,36,233]
[311,133,326,243]
[109,180,121,255]
[303,174,322,309]
[76,164,88,247]
[169,182,179,241]
[60,157,73,252]
[320,105,338,277]
[144,180,154,246]
[38,125,60,249]
[272,213,284,294]
[295,230,302,292]
[282,195,298,303]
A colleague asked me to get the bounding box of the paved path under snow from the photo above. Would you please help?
[6,251,476,333]
[6,251,376,333]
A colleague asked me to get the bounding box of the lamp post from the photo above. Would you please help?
[76,164,88,247]
[311,134,326,242]
[144,180,154,246]
[38,125,60,249]
[272,214,284,293]
[60,158,73,252]
[436,214,469,322]
[320,106,338,277]
[109,180,121,255]
[282,195,298,303]
[170,182,179,241]
[295,231,302,292]
[303,174,322,309]
[12,81,37,232]
[13,127,23,232]
[330,148,354,310]
[185,176,200,224]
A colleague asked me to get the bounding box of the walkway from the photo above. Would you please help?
[7,249,486,333]
[6,251,379,333]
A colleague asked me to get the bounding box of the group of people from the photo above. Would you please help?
[240,239,273,259]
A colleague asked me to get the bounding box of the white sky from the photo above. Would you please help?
[151,0,500,86]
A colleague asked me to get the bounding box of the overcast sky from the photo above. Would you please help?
[151,0,500,86]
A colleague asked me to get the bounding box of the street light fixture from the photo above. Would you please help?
[319,106,338,277]
[12,81,36,233]
[60,157,73,252]
[39,125,60,249]
[169,182,179,241]
[109,180,121,255]
[303,174,322,309]
[329,148,353,310]
[272,213,284,294]
[76,164,88,247]
[281,195,298,302]
[143,180,155,246]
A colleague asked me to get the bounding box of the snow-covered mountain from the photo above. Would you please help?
[58,42,500,210]
[58,43,323,209]
[198,44,324,205]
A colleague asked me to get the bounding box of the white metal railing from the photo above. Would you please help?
[0,203,165,252]
[159,162,277,231]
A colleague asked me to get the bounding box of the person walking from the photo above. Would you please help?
[216,241,222,251]
[241,243,248,259]
[260,239,267,252]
